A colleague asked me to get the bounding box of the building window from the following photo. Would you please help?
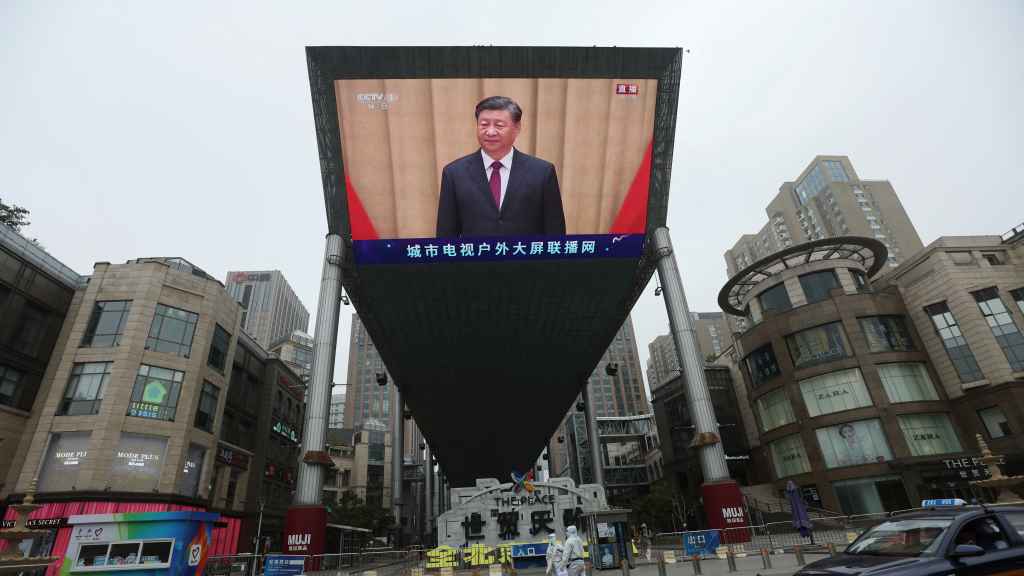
[799,368,873,417]
[111,433,168,492]
[12,303,48,357]
[207,324,231,373]
[978,407,1011,439]
[833,476,909,515]
[769,434,811,478]
[1010,288,1024,316]
[177,443,207,498]
[128,365,184,421]
[816,419,893,468]
[860,316,915,353]
[850,269,869,292]
[982,252,1006,266]
[58,362,112,416]
[38,431,91,492]
[756,388,795,432]
[0,365,24,408]
[194,381,220,432]
[898,413,962,456]
[786,322,849,369]
[972,288,1024,371]
[758,283,792,316]
[745,344,781,388]
[799,270,840,305]
[824,159,849,182]
[924,302,984,383]
[145,303,199,358]
[877,363,939,403]
[81,300,131,347]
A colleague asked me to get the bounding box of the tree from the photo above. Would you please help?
[0,199,30,232]
[324,491,395,536]
[629,480,679,534]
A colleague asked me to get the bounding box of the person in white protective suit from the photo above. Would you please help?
[562,525,586,576]
[545,533,563,576]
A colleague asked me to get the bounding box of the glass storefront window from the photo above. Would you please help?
[924,302,984,383]
[111,433,168,492]
[757,388,795,432]
[769,434,811,479]
[81,300,131,347]
[145,303,199,358]
[898,413,963,456]
[787,322,849,369]
[58,362,112,416]
[758,283,792,316]
[973,287,1024,371]
[877,363,939,403]
[177,443,207,497]
[128,365,184,421]
[799,270,840,305]
[799,368,873,417]
[978,406,1011,439]
[745,344,781,387]
[38,431,91,492]
[816,419,893,468]
[860,316,915,353]
[833,475,910,515]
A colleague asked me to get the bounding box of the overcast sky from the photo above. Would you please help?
[3,1,1021,398]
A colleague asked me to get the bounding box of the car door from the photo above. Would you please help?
[949,515,1020,576]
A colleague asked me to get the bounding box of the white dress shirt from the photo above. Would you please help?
[481,148,515,209]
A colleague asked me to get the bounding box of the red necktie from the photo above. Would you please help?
[489,160,502,209]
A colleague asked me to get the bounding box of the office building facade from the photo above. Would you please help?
[225,270,309,349]
[0,226,81,495]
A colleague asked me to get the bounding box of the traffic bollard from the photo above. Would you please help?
[760,548,772,569]
[827,543,837,557]
[794,545,806,566]
[657,552,667,576]
[726,549,737,573]
[691,555,702,575]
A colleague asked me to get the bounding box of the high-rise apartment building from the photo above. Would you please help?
[329,387,346,429]
[342,314,426,539]
[646,312,734,393]
[269,329,313,383]
[225,270,309,349]
[725,156,924,277]
[549,316,647,483]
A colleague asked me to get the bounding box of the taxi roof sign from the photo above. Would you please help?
[922,498,967,507]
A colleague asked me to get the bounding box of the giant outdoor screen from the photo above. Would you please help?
[306,47,681,485]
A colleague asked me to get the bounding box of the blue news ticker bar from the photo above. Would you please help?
[353,234,646,265]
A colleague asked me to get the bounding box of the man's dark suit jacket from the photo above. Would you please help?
[435,149,566,237]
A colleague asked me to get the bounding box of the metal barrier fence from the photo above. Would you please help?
[206,549,425,576]
[652,512,892,558]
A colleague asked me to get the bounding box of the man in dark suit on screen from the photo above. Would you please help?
[435,96,566,238]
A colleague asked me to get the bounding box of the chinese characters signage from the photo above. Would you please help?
[354,234,645,265]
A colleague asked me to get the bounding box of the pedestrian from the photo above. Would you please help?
[563,525,586,576]
[546,533,563,576]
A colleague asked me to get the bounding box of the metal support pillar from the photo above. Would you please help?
[391,384,405,543]
[295,233,344,503]
[424,444,433,541]
[582,386,604,486]
[652,228,729,482]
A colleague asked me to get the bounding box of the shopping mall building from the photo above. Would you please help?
[718,231,1024,514]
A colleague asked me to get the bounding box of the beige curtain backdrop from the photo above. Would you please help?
[335,78,658,239]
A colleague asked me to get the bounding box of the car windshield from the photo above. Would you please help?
[846,518,953,557]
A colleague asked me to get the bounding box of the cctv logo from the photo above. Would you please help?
[356,93,399,111]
